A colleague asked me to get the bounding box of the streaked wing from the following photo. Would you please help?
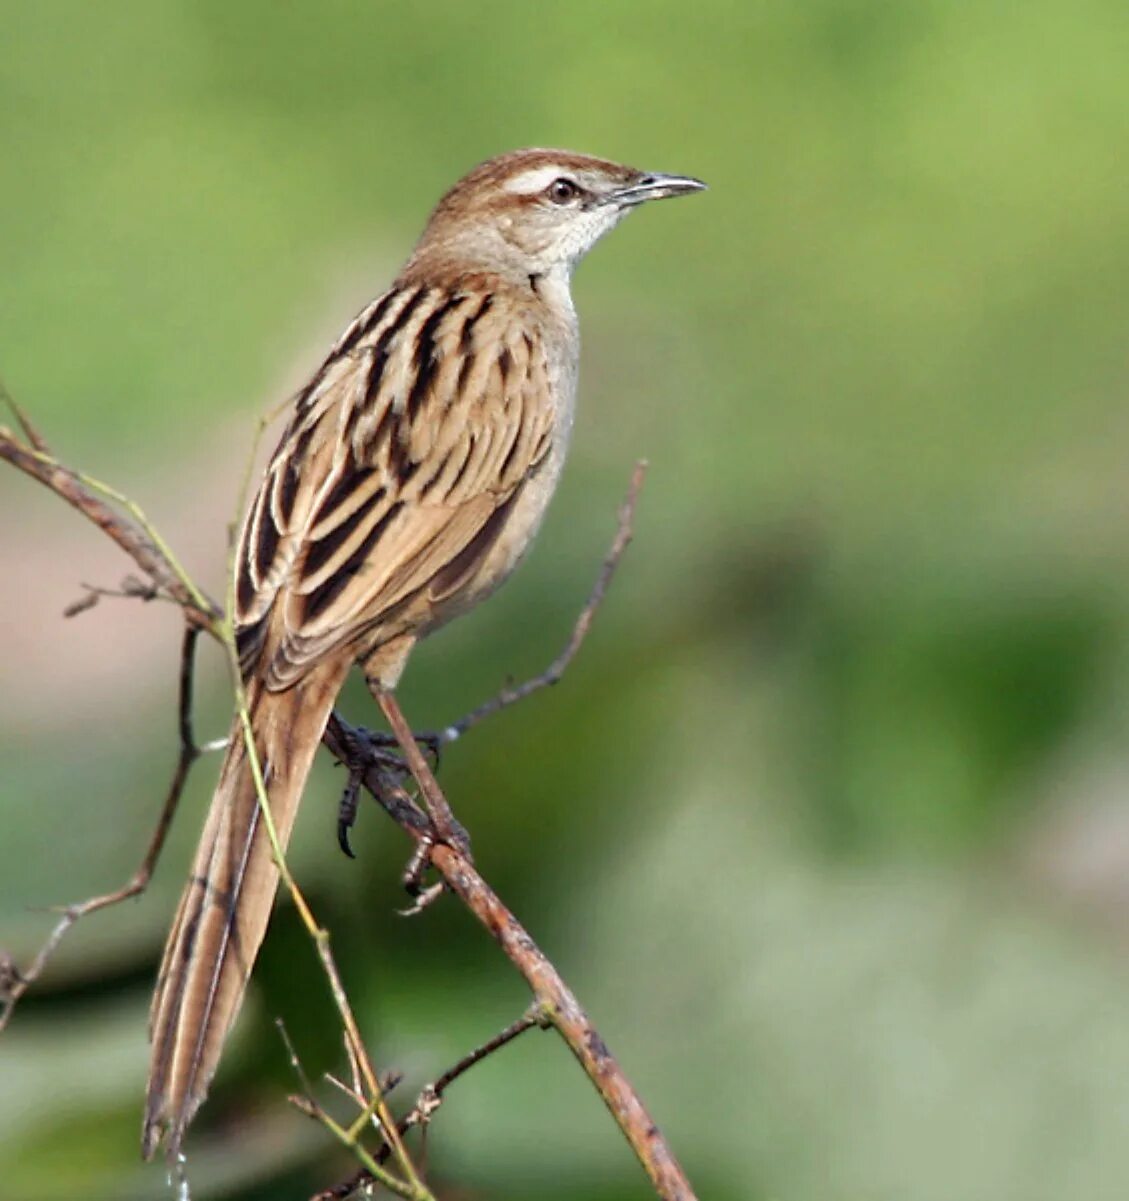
[234,283,555,687]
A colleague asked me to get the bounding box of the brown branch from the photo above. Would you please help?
[1,383,51,454]
[321,734,697,1201]
[378,692,466,853]
[425,1009,542,1100]
[0,625,203,1031]
[0,426,220,629]
[432,845,692,1198]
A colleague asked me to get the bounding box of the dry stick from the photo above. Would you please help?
[378,693,464,851]
[0,625,203,1032]
[0,382,50,453]
[1,423,697,1201]
[432,845,693,1200]
[63,576,161,618]
[321,744,697,1201]
[0,427,220,631]
[440,459,648,743]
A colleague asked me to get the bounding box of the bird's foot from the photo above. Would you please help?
[334,723,442,858]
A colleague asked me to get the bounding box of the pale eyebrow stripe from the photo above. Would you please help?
[502,166,567,195]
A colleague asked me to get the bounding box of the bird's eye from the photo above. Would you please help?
[546,177,581,205]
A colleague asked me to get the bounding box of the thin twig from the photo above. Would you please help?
[62,576,161,618]
[1,381,50,453]
[0,428,220,631]
[428,1009,543,1098]
[279,1021,422,1201]
[440,459,648,743]
[0,626,203,1031]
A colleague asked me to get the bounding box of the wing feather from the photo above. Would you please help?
[233,282,556,689]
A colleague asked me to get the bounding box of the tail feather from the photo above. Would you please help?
[143,661,347,1159]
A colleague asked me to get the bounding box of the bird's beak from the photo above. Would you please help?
[608,171,707,208]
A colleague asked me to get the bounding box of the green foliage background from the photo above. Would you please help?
[4,2,1129,1198]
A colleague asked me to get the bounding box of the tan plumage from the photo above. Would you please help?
[143,148,704,1159]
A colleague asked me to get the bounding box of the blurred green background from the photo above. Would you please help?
[5,2,1129,1198]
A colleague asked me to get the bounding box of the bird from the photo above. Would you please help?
[142,147,705,1159]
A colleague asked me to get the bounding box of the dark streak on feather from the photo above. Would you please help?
[459,293,494,353]
[364,286,429,406]
[254,501,280,584]
[357,287,431,458]
[235,615,267,679]
[304,479,389,578]
[430,487,522,600]
[497,346,513,387]
[312,463,383,529]
[407,293,464,421]
[340,289,398,356]
[304,501,404,620]
[236,556,255,612]
[388,431,416,485]
[276,458,300,524]
[291,422,316,470]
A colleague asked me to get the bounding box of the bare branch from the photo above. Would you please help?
[1,379,51,454]
[322,731,697,1201]
[0,427,221,630]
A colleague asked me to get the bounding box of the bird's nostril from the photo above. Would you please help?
[637,174,656,186]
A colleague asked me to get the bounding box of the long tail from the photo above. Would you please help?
[143,660,348,1159]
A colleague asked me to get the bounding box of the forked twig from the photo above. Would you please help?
[0,425,220,631]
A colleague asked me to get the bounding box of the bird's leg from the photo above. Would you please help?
[330,715,434,857]
[327,702,470,911]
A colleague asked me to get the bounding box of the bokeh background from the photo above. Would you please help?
[4,2,1129,1198]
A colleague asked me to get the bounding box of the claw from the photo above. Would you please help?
[336,771,361,859]
[337,817,356,859]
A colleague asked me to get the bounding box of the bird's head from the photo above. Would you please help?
[403,148,705,287]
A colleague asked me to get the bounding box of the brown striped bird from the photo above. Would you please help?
[143,147,705,1158]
